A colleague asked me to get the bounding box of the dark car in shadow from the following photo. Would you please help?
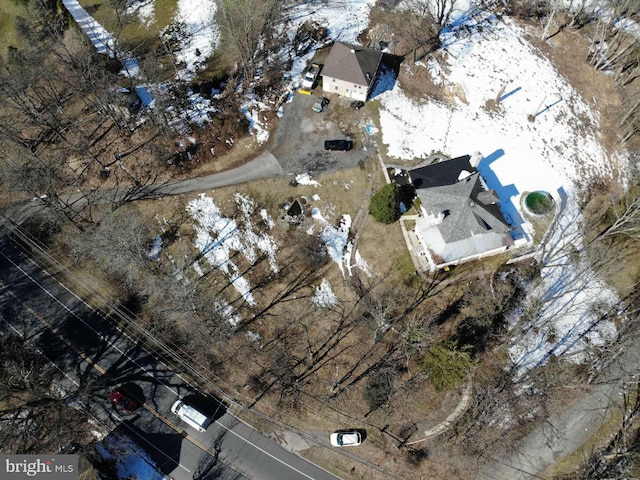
[324,139,353,151]
[109,386,142,413]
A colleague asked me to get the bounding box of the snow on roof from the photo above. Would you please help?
[379,16,628,378]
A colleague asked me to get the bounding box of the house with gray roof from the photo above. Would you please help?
[408,155,514,268]
[321,42,383,101]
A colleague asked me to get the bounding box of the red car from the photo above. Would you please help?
[108,388,141,413]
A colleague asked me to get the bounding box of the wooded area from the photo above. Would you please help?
[0,0,639,478]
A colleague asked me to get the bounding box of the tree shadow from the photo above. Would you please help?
[115,421,185,475]
[192,429,245,480]
[499,86,522,103]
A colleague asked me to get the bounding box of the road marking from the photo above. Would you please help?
[0,250,181,396]
[0,258,246,477]
[0,248,327,480]
[0,280,195,473]
[212,418,319,480]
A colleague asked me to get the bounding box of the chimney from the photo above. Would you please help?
[470,151,482,168]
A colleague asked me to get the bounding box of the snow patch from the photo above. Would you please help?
[320,214,351,277]
[241,96,270,144]
[296,173,320,186]
[167,0,219,79]
[95,431,164,480]
[127,0,155,26]
[149,235,162,260]
[187,193,280,307]
[312,278,337,308]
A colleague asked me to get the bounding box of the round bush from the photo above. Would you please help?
[369,184,401,224]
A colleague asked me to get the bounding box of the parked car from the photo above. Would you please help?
[301,63,321,89]
[324,139,353,151]
[312,97,329,113]
[330,430,363,447]
[109,387,141,413]
[350,100,365,110]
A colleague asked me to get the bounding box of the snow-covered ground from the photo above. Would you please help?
[95,431,164,480]
[283,0,377,82]
[126,0,154,27]
[164,0,219,79]
[377,16,627,378]
[313,278,338,308]
[187,193,279,307]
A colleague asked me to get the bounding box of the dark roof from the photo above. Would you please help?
[286,198,303,216]
[408,155,473,189]
[321,42,383,87]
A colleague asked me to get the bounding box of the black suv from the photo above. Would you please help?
[324,139,353,151]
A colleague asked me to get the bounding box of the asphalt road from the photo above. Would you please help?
[0,226,339,480]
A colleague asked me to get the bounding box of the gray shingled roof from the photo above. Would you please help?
[415,172,510,243]
[322,42,383,87]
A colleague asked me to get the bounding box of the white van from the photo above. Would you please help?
[171,399,211,432]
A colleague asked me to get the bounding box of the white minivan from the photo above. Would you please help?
[171,399,211,432]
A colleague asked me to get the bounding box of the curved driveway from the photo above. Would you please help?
[475,348,638,480]
[150,151,283,197]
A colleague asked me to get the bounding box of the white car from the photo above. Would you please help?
[330,430,362,447]
[301,64,320,89]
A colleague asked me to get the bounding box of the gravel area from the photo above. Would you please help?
[269,91,370,175]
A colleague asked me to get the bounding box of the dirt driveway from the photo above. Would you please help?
[269,91,371,175]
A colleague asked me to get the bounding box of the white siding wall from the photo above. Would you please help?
[322,76,367,101]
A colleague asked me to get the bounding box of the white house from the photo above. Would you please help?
[321,42,383,101]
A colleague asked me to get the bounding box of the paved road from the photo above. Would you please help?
[152,151,283,196]
[0,225,339,480]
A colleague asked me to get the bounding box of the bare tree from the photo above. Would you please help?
[586,0,640,94]
[216,0,284,83]
[0,324,93,454]
[0,2,174,230]
[593,189,640,242]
